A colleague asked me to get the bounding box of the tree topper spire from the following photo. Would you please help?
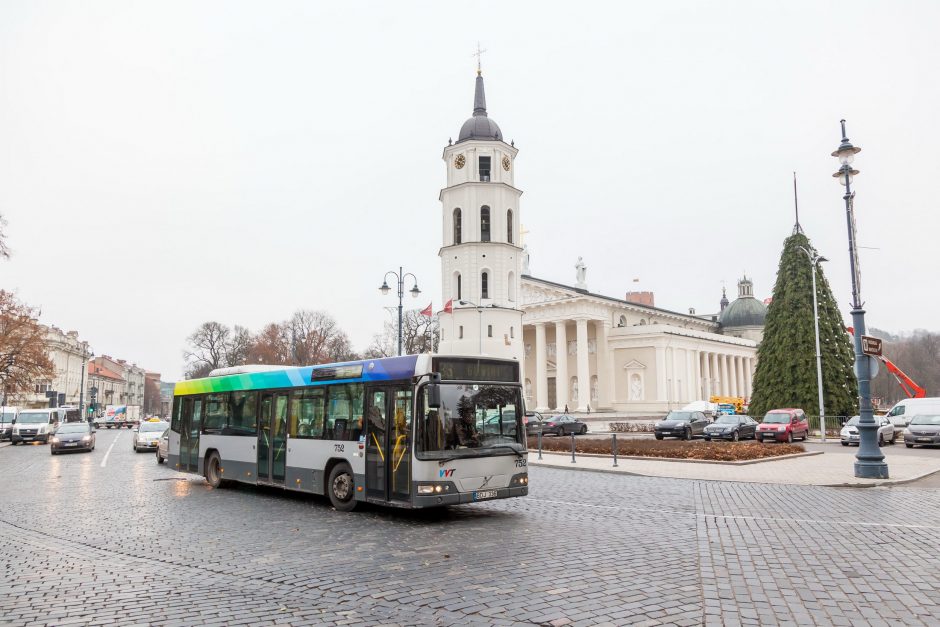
[792,171,803,235]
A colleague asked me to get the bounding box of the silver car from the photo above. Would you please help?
[903,415,940,448]
[840,415,895,447]
[156,428,169,464]
[133,421,169,452]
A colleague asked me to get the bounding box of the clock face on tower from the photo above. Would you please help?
[454,154,466,169]
[502,156,511,171]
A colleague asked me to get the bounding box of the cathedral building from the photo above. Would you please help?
[437,70,764,416]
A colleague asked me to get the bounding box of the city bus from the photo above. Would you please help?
[168,354,528,510]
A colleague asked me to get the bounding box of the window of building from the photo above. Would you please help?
[459,326,464,339]
[488,324,493,338]
[481,271,489,299]
[507,209,513,243]
[508,271,515,301]
[480,206,491,241]
[456,273,462,300]
[453,208,462,245]
[510,326,514,339]
[479,156,491,181]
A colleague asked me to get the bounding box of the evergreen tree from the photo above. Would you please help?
[749,231,858,418]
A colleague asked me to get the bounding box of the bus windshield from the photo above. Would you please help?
[417,383,525,459]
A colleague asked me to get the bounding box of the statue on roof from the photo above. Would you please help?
[575,257,587,289]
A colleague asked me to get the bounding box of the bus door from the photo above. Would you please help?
[365,385,413,503]
[258,392,288,484]
[179,397,202,473]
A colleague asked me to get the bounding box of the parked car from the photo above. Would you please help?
[840,415,896,446]
[0,406,17,441]
[133,420,169,452]
[704,415,758,441]
[50,421,96,454]
[654,411,709,440]
[524,411,545,436]
[756,408,809,443]
[534,414,588,436]
[156,428,169,464]
[903,414,940,448]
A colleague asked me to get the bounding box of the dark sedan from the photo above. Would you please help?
[529,414,587,436]
[50,421,96,454]
[654,411,709,440]
[704,415,758,441]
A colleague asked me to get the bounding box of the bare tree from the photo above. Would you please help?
[183,321,230,378]
[226,325,254,367]
[365,310,439,358]
[0,291,54,398]
[249,322,291,366]
[0,214,10,260]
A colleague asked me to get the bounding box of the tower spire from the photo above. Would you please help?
[792,171,803,235]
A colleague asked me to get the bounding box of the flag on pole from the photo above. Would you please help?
[442,299,453,314]
[420,303,433,317]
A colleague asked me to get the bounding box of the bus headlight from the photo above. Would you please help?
[417,483,452,495]
[418,485,435,494]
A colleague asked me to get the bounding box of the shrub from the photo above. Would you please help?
[527,437,805,461]
[609,422,656,433]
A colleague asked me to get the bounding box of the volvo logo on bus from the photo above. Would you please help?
[439,468,455,478]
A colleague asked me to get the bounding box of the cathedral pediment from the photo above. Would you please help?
[521,279,574,305]
[623,359,646,369]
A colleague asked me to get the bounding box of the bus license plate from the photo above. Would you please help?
[474,490,498,501]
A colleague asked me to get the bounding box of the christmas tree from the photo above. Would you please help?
[749,230,858,418]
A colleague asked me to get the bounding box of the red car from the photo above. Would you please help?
[757,408,810,443]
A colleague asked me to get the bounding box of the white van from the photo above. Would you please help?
[885,398,940,434]
[11,408,68,445]
[1,406,17,441]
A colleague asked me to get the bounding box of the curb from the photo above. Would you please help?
[821,467,940,488]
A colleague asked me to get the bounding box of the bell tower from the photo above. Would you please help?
[437,67,523,364]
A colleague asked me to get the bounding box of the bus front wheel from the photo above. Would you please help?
[328,463,357,512]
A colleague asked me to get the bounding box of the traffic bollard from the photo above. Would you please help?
[537,430,543,460]
[570,432,576,463]
[612,433,618,467]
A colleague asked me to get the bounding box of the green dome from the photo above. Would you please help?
[719,296,767,328]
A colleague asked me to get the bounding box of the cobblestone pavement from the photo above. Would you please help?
[3,431,940,625]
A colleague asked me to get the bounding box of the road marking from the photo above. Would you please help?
[100,431,121,468]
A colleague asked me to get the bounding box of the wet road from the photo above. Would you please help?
[3,430,940,625]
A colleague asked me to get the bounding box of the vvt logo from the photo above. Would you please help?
[439,468,455,478]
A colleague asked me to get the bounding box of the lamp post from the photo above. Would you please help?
[379,267,421,356]
[78,343,93,419]
[799,247,828,442]
[831,119,888,479]
[2,355,14,407]
[458,300,484,353]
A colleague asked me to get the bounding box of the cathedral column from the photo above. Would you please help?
[720,354,729,396]
[667,346,677,405]
[655,347,666,401]
[745,357,754,398]
[731,356,740,397]
[694,350,702,400]
[575,318,590,412]
[702,352,712,399]
[736,357,745,399]
[535,323,548,412]
[554,321,569,411]
[595,320,612,409]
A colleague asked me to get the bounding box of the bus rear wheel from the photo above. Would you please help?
[328,463,357,512]
[205,452,232,489]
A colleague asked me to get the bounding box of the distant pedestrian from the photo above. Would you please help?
[564,404,569,414]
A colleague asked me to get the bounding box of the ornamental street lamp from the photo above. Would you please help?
[379,267,420,356]
[78,343,93,419]
[799,247,828,442]
[832,119,888,479]
[2,355,14,408]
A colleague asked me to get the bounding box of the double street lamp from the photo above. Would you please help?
[798,247,828,442]
[379,267,421,356]
[831,119,888,479]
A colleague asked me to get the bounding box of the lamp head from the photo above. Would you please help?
[379,281,390,296]
[409,284,421,298]
[817,255,829,264]
[832,166,859,186]
[831,120,861,164]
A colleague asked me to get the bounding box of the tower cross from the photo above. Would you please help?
[472,42,487,75]
[519,224,530,246]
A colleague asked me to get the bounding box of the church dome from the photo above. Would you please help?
[456,73,503,143]
[719,275,767,328]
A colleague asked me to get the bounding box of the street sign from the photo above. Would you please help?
[861,335,883,357]
[854,355,880,380]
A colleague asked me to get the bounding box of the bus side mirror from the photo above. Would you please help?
[427,373,442,409]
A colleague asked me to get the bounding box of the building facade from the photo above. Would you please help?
[20,326,91,409]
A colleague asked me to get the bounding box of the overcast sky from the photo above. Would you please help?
[1,2,937,381]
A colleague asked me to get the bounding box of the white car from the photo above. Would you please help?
[133,421,169,452]
[840,415,896,447]
[156,428,169,464]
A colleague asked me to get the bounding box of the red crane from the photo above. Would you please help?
[846,327,926,398]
